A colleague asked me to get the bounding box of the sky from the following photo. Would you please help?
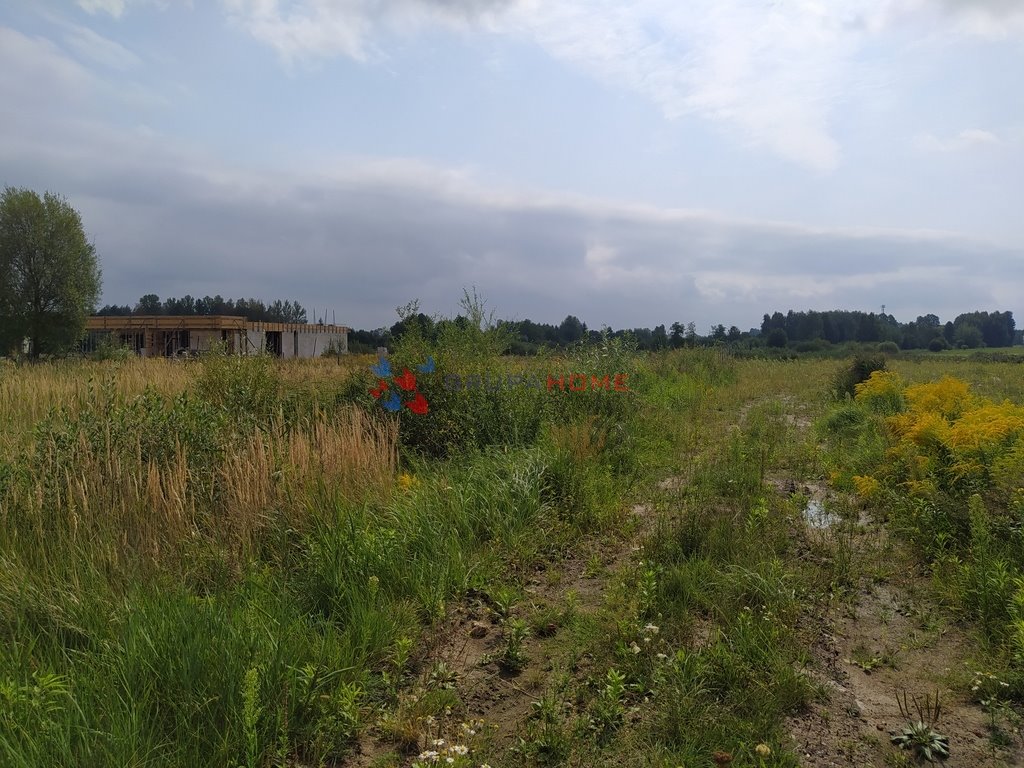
[1,0,1022,332]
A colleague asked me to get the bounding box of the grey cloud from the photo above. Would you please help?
[4,120,1018,330]
[1,21,1019,331]
[937,0,1024,16]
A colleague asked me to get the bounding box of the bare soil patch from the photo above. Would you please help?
[784,508,1024,766]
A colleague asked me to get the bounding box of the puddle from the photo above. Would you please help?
[803,499,840,529]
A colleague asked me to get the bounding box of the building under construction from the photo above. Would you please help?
[83,315,349,358]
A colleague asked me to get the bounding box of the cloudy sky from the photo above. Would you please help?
[2,0,1022,331]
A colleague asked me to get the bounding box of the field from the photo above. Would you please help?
[1,329,1023,767]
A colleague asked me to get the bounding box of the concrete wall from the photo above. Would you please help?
[245,330,265,356]
[189,330,223,353]
[89,325,347,358]
[297,332,322,358]
[329,332,348,354]
[296,331,347,357]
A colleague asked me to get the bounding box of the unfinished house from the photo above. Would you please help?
[83,316,349,358]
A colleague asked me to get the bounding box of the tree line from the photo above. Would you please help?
[350,309,1018,354]
[759,309,1016,350]
[97,294,309,324]
[351,314,749,353]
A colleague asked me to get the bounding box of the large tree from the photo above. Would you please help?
[0,187,101,357]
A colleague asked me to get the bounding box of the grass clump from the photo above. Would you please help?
[831,353,888,400]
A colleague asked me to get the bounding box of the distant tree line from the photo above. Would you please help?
[350,313,747,354]
[97,294,308,324]
[350,309,1018,355]
[759,309,1016,351]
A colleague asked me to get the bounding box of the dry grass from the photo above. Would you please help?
[0,358,196,455]
[220,408,398,550]
[2,397,397,573]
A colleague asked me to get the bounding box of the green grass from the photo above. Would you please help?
[3,339,1024,765]
[0,317,653,765]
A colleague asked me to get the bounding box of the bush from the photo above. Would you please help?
[877,341,900,355]
[195,347,280,430]
[928,337,949,352]
[89,335,135,362]
[830,354,887,400]
[854,370,904,415]
[379,293,549,457]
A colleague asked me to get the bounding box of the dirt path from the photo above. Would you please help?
[349,503,651,767]
[789,545,1024,766]
[351,388,1024,767]
[778,425,1024,766]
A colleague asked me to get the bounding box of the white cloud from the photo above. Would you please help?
[221,0,516,62]
[933,0,1024,39]
[76,0,128,17]
[508,0,862,171]
[57,0,1024,171]
[220,0,858,170]
[914,128,1000,152]
[63,24,142,70]
[0,27,99,116]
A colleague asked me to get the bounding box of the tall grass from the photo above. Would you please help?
[0,311,653,765]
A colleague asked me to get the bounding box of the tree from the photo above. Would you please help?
[684,322,698,347]
[651,324,668,350]
[669,322,685,348]
[954,323,983,349]
[0,187,101,357]
[557,315,586,344]
[766,328,788,348]
[855,313,880,343]
[135,294,162,314]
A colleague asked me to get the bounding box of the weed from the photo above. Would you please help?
[427,662,460,691]
[832,354,888,400]
[588,668,630,743]
[495,619,530,674]
[891,689,950,764]
[488,585,518,622]
[240,666,263,768]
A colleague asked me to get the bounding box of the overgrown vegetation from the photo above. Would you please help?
[823,364,1024,706]
[0,293,655,766]
[3,307,1023,766]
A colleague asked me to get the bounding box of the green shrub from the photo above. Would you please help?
[89,335,136,362]
[195,348,280,430]
[830,354,887,400]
